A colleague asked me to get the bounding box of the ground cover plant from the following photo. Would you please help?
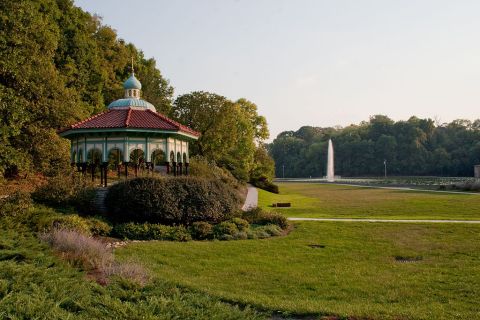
[117,221,480,320]
[258,182,480,220]
[0,205,265,319]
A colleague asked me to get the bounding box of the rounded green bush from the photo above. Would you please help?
[86,217,112,236]
[105,177,241,225]
[230,217,249,231]
[241,208,289,230]
[190,221,213,240]
[213,221,238,238]
[113,222,192,241]
[32,172,93,209]
[261,224,282,236]
[38,214,92,235]
[233,231,248,240]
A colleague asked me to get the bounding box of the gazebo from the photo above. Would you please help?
[59,71,200,186]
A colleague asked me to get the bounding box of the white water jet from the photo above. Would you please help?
[326,139,335,182]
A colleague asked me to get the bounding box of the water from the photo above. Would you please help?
[327,139,335,182]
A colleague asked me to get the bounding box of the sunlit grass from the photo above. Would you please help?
[118,221,480,319]
[258,182,480,220]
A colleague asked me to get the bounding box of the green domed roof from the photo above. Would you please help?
[124,73,142,90]
[107,98,156,112]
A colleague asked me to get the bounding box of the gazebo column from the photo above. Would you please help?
[124,162,129,178]
[117,163,121,178]
[172,162,177,176]
[178,163,183,176]
[103,162,108,187]
[185,163,189,175]
[146,162,152,175]
[91,163,96,182]
[100,165,104,185]
[82,163,87,175]
[165,161,170,174]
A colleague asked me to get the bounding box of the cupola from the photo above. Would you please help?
[124,73,141,99]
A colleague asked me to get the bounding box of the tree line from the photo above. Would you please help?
[269,115,480,178]
[0,0,274,182]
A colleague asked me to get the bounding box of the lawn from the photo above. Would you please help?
[0,222,264,320]
[118,221,480,319]
[258,182,480,220]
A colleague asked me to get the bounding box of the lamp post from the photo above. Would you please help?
[384,159,387,178]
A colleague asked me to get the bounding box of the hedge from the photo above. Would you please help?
[105,177,242,225]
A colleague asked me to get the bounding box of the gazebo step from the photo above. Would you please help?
[93,188,108,214]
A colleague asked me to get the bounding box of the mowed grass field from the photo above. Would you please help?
[258,182,480,220]
[117,183,480,319]
[118,221,480,319]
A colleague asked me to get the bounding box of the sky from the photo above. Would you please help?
[75,0,480,140]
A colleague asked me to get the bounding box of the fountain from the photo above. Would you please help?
[326,139,335,182]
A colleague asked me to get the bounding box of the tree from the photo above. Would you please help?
[0,0,174,177]
[268,116,480,177]
[173,92,262,181]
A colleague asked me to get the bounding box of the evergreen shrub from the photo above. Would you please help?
[37,214,92,236]
[105,177,241,225]
[190,221,213,240]
[213,221,238,239]
[32,172,95,210]
[241,207,289,230]
[250,177,279,194]
[113,222,191,241]
[0,191,32,218]
[230,217,250,231]
[86,216,112,236]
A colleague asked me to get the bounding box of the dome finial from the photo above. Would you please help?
[131,56,135,75]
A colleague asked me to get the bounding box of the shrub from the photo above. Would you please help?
[230,217,250,231]
[105,177,242,225]
[105,261,150,286]
[189,156,242,190]
[169,226,192,242]
[86,217,112,236]
[241,207,289,230]
[40,229,112,270]
[255,230,271,239]
[233,231,248,240]
[72,187,97,214]
[40,229,149,286]
[113,222,191,241]
[448,181,480,192]
[37,214,92,235]
[250,177,279,194]
[0,191,32,218]
[213,221,238,239]
[190,221,213,240]
[32,172,94,209]
[259,224,282,236]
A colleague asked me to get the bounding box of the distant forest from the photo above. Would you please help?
[268,115,480,178]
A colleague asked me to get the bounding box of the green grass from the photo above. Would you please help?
[0,222,264,320]
[258,182,480,220]
[118,221,480,319]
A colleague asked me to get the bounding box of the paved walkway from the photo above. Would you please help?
[242,184,258,211]
[288,217,480,224]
